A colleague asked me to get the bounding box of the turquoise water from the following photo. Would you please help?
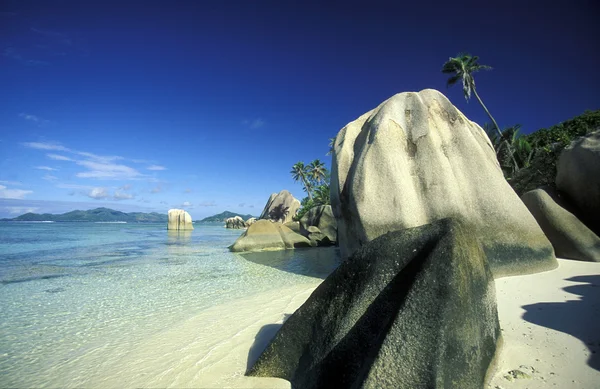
[0,222,339,387]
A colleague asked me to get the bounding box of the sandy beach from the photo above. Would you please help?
[90,257,597,389]
[488,258,600,388]
[34,256,598,388]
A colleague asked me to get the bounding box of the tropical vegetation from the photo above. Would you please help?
[442,53,519,171]
[290,159,331,221]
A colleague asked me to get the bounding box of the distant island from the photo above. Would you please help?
[200,211,256,222]
[1,207,168,223]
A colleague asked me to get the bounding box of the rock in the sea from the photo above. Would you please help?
[167,209,194,230]
[245,217,257,227]
[225,216,246,229]
[230,220,310,252]
[248,219,500,389]
[521,188,600,262]
[299,205,337,245]
[331,89,555,277]
[556,130,600,234]
[259,190,301,224]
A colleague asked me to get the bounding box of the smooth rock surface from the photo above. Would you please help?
[245,217,257,227]
[247,219,500,389]
[225,216,246,229]
[299,205,337,245]
[556,130,600,234]
[230,220,310,252]
[331,89,555,277]
[259,190,301,224]
[167,209,194,230]
[522,188,600,262]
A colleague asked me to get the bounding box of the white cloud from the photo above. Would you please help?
[150,185,162,194]
[42,174,58,181]
[76,151,123,163]
[198,201,216,207]
[0,185,33,199]
[147,165,166,171]
[75,160,142,180]
[243,118,265,129]
[182,201,192,207]
[5,206,40,215]
[19,113,40,122]
[47,153,73,161]
[0,180,22,186]
[56,183,95,190]
[23,142,69,151]
[35,166,58,171]
[160,201,168,205]
[120,184,132,190]
[86,187,109,199]
[113,191,133,200]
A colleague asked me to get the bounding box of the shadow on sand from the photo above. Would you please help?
[247,314,292,372]
[240,246,341,279]
[522,274,600,372]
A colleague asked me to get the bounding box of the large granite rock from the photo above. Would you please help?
[259,190,301,224]
[522,188,600,262]
[229,220,310,252]
[299,205,337,245]
[556,130,600,234]
[225,216,246,229]
[331,89,556,277]
[167,209,193,230]
[248,219,500,389]
[245,217,257,227]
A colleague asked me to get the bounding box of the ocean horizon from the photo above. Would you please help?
[0,222,340,387]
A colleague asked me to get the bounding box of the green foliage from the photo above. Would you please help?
[507,110,600,195]
[7,207,168,222]
[442,53,492,101]
[293,183,331,221]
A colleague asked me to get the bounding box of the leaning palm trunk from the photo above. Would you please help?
[472,89,520,172]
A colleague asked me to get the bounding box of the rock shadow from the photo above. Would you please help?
[522,274,600,371]
[246,314,292,372]
[240,246,341,279]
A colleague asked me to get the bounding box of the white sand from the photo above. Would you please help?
[488,259,600,388]
[72,283,320,388]
[62,258,599,388]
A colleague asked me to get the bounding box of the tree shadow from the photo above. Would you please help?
[522,274,600,371]
[246,314,292,372]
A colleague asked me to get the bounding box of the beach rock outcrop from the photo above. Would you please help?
[167,209,194,230]
[225,216,246,229]
[259,190,301,224]
[522,188,600,262]
[229,220,310,252]
[299,205,337,246]
[331,89,555,277]
[283,221,300,233]
[556,130,600,234]
[248,219,500,389]
[245,217,257,227]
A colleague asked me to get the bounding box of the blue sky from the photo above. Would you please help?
[1,0,599,219]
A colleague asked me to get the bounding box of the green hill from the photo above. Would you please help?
[200,211,256,222]
[3,207,168,222]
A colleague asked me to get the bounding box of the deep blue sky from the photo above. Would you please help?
[1,0,599,218]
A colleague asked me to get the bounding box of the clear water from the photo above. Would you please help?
[0,222,340,387]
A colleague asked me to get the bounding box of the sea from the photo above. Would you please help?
[0,222,340,387]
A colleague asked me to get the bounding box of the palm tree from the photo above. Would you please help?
[308,159,327,186]
[291,162,313,200]
[442,53,519,171]
[326,137,336,156]
[313,184,331,206]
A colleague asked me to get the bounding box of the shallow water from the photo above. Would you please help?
[0,222,340,387]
